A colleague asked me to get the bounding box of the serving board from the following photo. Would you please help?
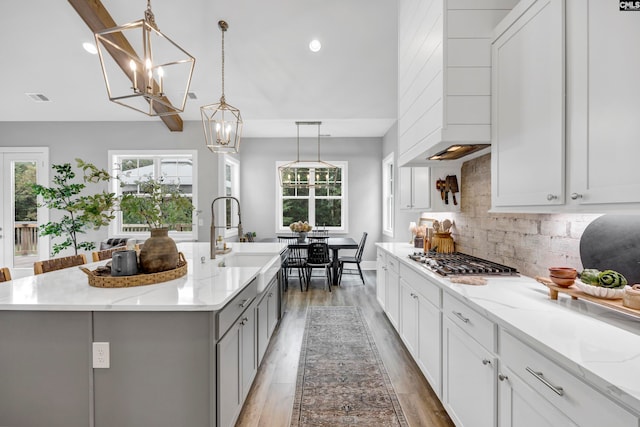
[535,276,640,319]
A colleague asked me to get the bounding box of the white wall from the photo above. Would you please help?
[0,120,219,255]
[239,136,383,263]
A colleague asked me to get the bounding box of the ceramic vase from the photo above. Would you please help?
[139,227,179,273]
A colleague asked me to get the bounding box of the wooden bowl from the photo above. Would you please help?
[548,267,577,279]
[549,276,575,287]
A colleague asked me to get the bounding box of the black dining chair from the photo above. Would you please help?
[279,236,307,291]
[338,232,368,285]
[305,242,332,291]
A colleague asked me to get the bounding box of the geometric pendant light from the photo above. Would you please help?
[201,20,243,154]
[94,0,195,117]
[278,121,338,189]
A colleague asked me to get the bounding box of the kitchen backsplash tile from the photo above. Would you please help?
[441,154,601,278]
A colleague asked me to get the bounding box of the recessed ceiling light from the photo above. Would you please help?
[82,42,98,55]
[309,39,322,53]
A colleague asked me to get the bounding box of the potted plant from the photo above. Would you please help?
[32,159,116,256]
[118,174,194,273]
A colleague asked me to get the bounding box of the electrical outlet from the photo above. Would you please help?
[92,342,110,369]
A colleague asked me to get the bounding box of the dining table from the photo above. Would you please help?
[269,236,358,286]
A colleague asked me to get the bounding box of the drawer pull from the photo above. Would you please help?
[498,373,509,381]
[452,311,469,323]
[268,292,273,298]
[526,367,564,396]
[240,317,248,326]
[239,299,250,308]
[482,359,492,366]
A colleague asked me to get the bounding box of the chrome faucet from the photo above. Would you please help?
[210,196,243,259]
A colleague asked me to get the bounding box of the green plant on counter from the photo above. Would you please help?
[32,159,116,256]
[118,174,194,230]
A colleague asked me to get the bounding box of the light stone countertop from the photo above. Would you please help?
[376,242,640,415]
[0,242,287,312]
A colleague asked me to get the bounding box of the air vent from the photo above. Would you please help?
[25,93,51,103]
[187,92,198,100]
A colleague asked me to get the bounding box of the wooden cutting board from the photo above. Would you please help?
[579,214,640,284]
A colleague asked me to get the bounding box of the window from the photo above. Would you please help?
[382,153,394,237]
[109,150,197,241]
[276,161,347,232]
[218,154,240,238]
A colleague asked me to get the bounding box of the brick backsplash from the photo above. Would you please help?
[441,154,601,278]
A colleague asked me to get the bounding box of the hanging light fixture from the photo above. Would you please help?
[201,20,243,154]
[94,0,195,116]
[278,122,338,189]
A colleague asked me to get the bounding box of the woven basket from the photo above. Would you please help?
[81,252,187,288]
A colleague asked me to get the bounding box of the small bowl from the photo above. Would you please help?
[549,276,575,287]
[548,267,577,279]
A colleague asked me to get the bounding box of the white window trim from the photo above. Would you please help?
[108,149,198,242]
[217,154,240,239]
[382,152,394,237]
[275,160,348,234]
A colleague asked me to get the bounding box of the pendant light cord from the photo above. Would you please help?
[219,21,227,103]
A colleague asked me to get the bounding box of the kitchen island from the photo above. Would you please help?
[376,242,640,427]
[0,242,286,427]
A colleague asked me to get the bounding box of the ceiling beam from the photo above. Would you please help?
[67,0,184,132]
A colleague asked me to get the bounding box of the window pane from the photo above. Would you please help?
[316,199,341,227]
[283,199,309,227]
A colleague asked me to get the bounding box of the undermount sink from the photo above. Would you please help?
[217,253,281,292]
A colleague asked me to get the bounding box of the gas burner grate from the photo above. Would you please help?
[408,252,518,276]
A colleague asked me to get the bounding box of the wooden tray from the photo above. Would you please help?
[535,276,640,319]
[81,252,187,288]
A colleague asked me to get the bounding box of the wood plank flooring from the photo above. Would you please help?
[236,270,454,427]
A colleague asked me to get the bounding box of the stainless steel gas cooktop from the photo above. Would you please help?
[408,251,519,277]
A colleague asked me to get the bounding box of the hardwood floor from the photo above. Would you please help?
[236,270,454,427]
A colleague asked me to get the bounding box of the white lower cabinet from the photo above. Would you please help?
[399,264,442,396]
[376,249,387,309]
[217,303,257,427]
[376,248,640,427]
[499,328,639,427]
[498,365,577,427]
[442,316,496,427]
[385,257,400,329]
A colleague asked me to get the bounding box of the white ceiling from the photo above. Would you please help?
[0,0,398,138]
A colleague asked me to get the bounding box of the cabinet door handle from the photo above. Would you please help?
[546,194,558,201]
[239,299,250,308]
[498,373,509,381]
[413,294,418,300]
[452,311,469,323]
[482,359,492,366]
[240,317,248,326]
[526,367,564,396]
[571,193,583,200]
[268,292,273,298]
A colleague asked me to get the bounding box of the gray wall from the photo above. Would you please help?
[0,120,219,252]
[239,136,382,263]
[1,121,384,263]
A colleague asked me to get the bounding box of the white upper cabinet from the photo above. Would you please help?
[491,0,565,208]
[492,0,640,211]
[399,167,430,210]
[566,0,640,207]
[398,0,518,167]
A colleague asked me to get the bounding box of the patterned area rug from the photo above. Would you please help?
[290,306,409,426]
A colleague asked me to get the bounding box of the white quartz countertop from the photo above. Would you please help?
[0,242,286,312]
[376,242,640,414]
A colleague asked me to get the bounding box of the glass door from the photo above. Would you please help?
[0,148,49,277]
